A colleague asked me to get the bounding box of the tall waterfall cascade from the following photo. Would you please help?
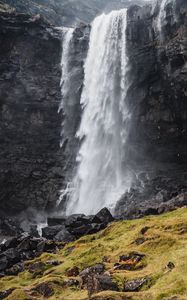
[62,9,132,215]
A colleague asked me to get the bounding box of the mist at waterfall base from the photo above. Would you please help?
[58,0,175,217]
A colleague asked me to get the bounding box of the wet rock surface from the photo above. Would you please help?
[115,177,187,219]
[124,277,148,292]
[0,10,89,218]
[0,234,62,276]
[115,0,187,218]
[0,208,114,276]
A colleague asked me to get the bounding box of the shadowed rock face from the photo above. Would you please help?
[0,12,63,215]
[0,11,90,217]
[124,1,187,173]
[115,0,187,218]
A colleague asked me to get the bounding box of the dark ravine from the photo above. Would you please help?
[0,0,187,235]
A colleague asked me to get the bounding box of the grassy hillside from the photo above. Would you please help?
[0,208,187,299]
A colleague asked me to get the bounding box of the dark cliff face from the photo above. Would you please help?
[126,0,187,175]
[115,0,187,218]
[0,12,63,215]
[1,0,146,27]
[0,10,90,218]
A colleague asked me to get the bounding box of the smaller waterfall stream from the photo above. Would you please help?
[157,0,176,39]
[66,9,132,215]
[157,0,169,33]
[58,28,74,147]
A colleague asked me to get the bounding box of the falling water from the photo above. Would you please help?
[66,9,132,215]
[157,0,176,38]
[58,27,74,147]
[157,0,168,33]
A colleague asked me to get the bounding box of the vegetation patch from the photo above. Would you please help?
[0,208,187,299]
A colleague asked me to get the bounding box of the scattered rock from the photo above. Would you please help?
[102,256,110,263]
[80,263,105,288]
[115,253,145,271]
[86,274,119,299]
[46,260,60,266]
[95,208,114,224]
[140,226,150,235]
[64,278,79,287]
[0,256,8,272]
[135,237,146,245]
[124,277,148,292]
[37,240,57,253]
[0,288,14,300]
[119,252,144,263]
[42,225,65,239]
[167,262,175,270]
[28,262,46,274]
[66,246,75,255]
[66,266,79,277]
[95,274,119,292]
[34,282,54,298]
[5,263,24,276]
[47,217,66,226]
[54,228,75,243]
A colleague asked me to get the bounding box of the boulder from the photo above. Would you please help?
[0,256,8,272]
[66,266,79,277]
[36,240,57,253]
[42,225,65,239]
[0,288,14,300]
[80,263,105,287]
[2,248,20,265]
[5,263,24,276]
[46,260,60,266]
[54,229,75,243]
[3,237,19,251]
[28,262,46,274]
[65,214,88,228]
[95,208,114,224]
[124,277,148,292]
[33,282,54,298]
[47,217,66,226]
[95,274,119,292]
[64,278,79,287]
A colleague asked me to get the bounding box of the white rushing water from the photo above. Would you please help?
[157,0,176,37]
[157,0,169,33]
[58,27,74,145]
[66,9,132,215]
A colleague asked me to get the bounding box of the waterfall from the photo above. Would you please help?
[58,27,74,147]
[157,0,176,38]
[157,0,168,33]
[65,9,132,215]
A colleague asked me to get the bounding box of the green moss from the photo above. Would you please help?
[1,208,187,299]
[6,289,28,300]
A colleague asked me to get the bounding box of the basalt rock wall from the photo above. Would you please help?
[0,12,63,215]
[115,0,187,218]
[125,0,187,178]
[0,10,89,218]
